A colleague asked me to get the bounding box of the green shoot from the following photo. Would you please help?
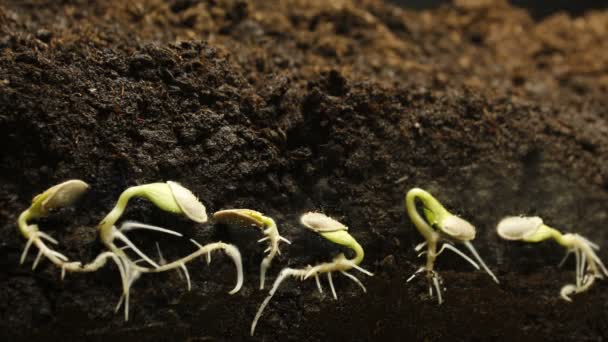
[497,216,608,301]
[251,212,373,336]
[405,188,499,304]
[213,209,291,289]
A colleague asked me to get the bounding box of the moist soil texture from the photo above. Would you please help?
[1,0,608,341]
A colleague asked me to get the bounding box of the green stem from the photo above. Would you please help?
[405,188,440,244]
[18,209,34,237]
[406,188,442,274]
[319,230,366,266]
[349,238,365,265]
[98,187,140,241]
[426,239,438,273]
[544,225,573,248]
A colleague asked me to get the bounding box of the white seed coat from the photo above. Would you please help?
[42,179,89,211]
[300,212,348,232]
[167,181,207,223]
[496,216,543,240]
[440,215,476,241]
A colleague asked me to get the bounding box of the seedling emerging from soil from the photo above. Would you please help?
[96,181,243,320]
[250,212,373,336]
[405,188,499,304]
[213,209,291,289]
[497,216,608,301]
[17,180,90,276]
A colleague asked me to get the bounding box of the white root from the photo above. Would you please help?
[579,235,600,251]
[179,263,191,291]
[32,249,44,270]
[328,272,337,300]
[589,251,608,277]
[432,274,443,305]
[101,226,244,321]
[38,231,59,244]
[407,267,425,283]
[258,228,291,289]
[221,244,244,294]
[112,257,141,322]
[119,221,183,237]
[349,262,374,276]
[51,251,69,261]
[314,272,323,294]
[575,249,581,287]
[463,241,499,284]
[155,242,167,265]
[409,239,498,306]
[114,293,125,314]
[260,258,270,290]
[415,241,427,252]
[252,256,373,335]
[439,243,480,270]
[579,251,587,287]
[189,239,207,264]
[114,231,159,268]
[20,237,35,265]
[556,235,607,302]
[560,284,576,302]
[251,268,306,336]
[558,250,572,268]
[341,270,367,293]
[16,218,220,323]
[304,265,321,280]
[20,231,72,271]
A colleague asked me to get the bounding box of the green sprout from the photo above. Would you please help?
[17,180,90,277]
[405,188,499,304]
[95,181,243,320]
[213,209,291,289]
[251,212,373,336]
[497,216,608,301]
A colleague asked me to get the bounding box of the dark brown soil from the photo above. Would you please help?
[1,0,608,341]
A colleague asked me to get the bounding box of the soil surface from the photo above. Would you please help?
[1,0,608,341]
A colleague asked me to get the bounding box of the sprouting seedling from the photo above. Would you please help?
[97,181,208,270]
[94,181,243,320]
[17,180,243,321]
[213,209,291,289]
[497,216,608,301]
[251,212,373,336]
[405,188,499,304]
[17,179,90,277]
